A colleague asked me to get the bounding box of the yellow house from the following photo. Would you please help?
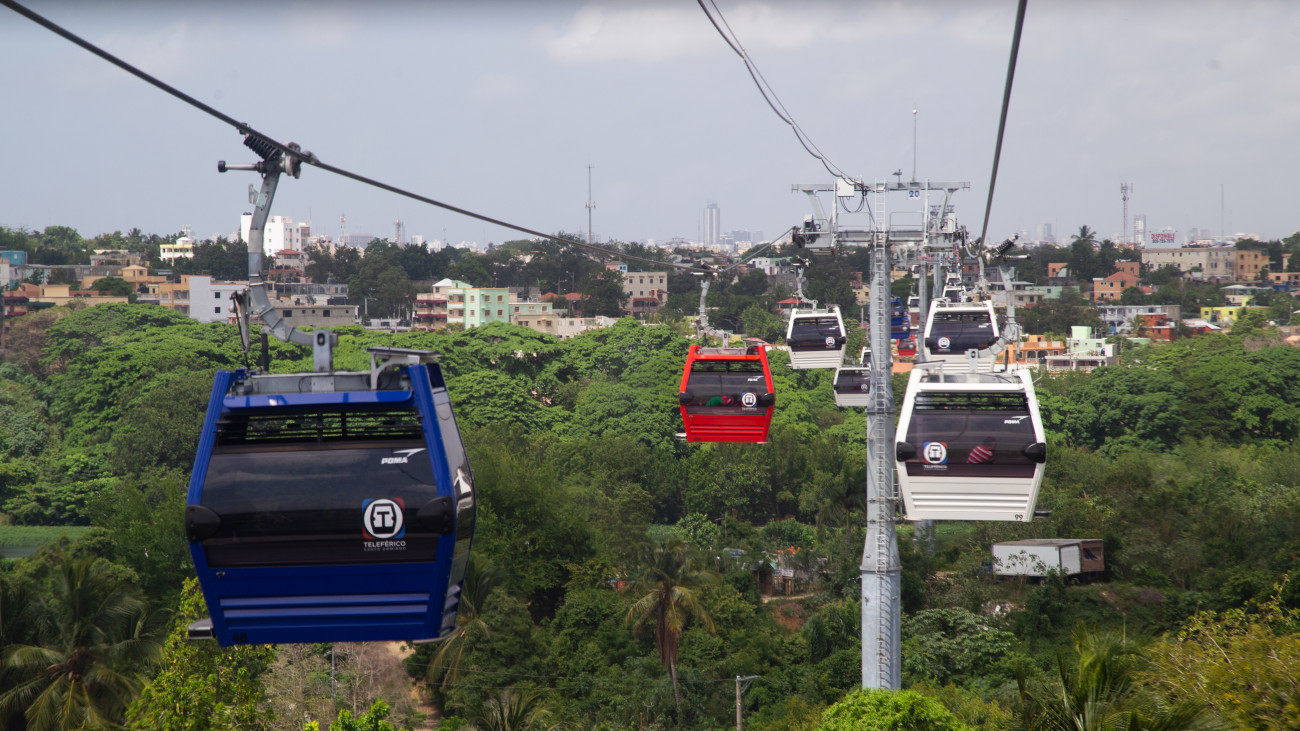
[1199,306,1269,324]
[30,284,128,308]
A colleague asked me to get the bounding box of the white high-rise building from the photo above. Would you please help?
[240,214,303,257]
[702,202,720,246]
[1133,214,1147,248]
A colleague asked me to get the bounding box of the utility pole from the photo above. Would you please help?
[585,164,596,245]
[735,675,759,730]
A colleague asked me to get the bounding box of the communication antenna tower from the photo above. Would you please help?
[394,219,405,245]
[1121,183,1131,244]
[911,107,918,182]
[585,164,596,245]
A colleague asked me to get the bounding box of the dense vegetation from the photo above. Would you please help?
[3,297,1300,729]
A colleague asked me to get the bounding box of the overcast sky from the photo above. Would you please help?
[3,0,1298,248]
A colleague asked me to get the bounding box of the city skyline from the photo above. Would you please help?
[3,1,1299,249]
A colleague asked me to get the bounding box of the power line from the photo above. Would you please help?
[4,0,779,277]
[424,663,739,687]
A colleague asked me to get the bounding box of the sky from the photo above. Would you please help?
[3,0,1299,249]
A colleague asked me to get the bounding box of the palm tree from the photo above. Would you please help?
[0,556,166,730]
[624,537,720,718]
[466,690,564,731]
[1071,225,1099,248]
[1012,624,1223,731]
[428,554,504,686]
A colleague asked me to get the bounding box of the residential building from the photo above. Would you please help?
[413,278,510,331]
[1045,326,1116,372]
[511,295,558,336]
[1182,318,1224,336]
[1091,270,1141,302]
[776,297,814,313]
[1012,334,1064,366]
[412,291,447,331]
[1220,284,1271,306]
[270,249,306,282]
[623,270,668,314]
[1097,304,1181,334]
[2,290,31,345]
[240,214,302,258]
[264,302,358,328]
[1114,260,1140,278]
[90,250,146,267]
[25,284,129,308]
[1269,271,1300,288]
[1199,306,1270,325]
[0,251,28,268]
[1133,312,1177,341]
[1141,246,1234,281]
[556,316,620,339]
[188,276,248,324]
[276,281,348,299]
[159,237,196,263]
[1233,249,1270,282]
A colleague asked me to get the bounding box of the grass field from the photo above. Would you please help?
[0,525,93,549]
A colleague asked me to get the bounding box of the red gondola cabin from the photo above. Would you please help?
[678,344,775,443]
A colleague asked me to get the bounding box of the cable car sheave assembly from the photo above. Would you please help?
[185,137,475,646]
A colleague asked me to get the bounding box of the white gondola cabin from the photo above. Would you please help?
[894,368,1046,522]
[786,305,846,369]
[922,301,1000,364]
[831,364,871,407]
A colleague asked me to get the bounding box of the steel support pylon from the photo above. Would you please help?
[861,229,901,689]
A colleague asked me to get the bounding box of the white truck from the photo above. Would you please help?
[992,538,1104,579]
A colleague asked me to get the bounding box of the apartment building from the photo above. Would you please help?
[413,278,510,331]
[1140,247,1234,281]
[1233,249,1270,282]
[510,295,558,336]
[1091,271,1142,303]
[623,270,668,314]
[1097,304,1181,334]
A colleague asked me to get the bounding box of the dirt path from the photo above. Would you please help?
[383,642,440,730]
[761,592,815,603]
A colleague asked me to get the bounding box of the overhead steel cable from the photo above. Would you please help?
[975,0,1029,252]
[697,0,863,187]
[707,0,851,181]
[0,0,299,163]
[5,0,788,277]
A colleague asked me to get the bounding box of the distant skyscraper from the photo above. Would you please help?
[1036,223,1055,244]
[703,202,720,246]
[1133,214,1147,248]
[240,214,302,257]
[393,219,405,245]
